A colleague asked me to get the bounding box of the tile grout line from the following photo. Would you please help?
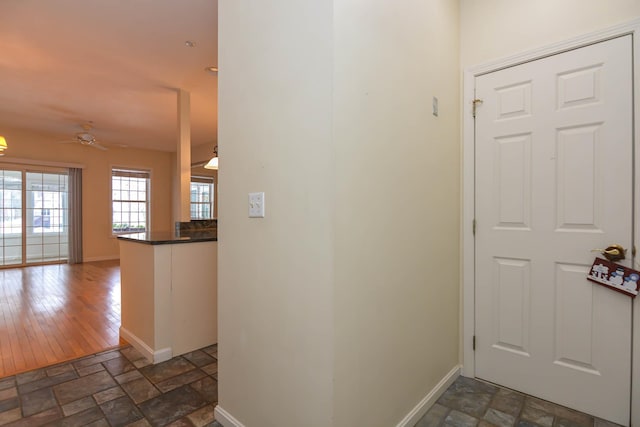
[0,344,219,426]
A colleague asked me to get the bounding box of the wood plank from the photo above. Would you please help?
[0,260,123,377]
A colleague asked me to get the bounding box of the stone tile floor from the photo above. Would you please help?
[0,344,222,427]
[0,349,625,427]
[415,376,623,427]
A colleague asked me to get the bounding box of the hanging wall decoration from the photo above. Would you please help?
[587,257,639,298]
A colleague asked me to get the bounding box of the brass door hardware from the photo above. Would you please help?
[591,244,627,262]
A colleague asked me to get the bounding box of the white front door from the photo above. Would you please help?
[475,35,633,425]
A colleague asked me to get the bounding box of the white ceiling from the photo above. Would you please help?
[0,0,218,152]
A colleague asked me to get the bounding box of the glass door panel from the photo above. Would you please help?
[0,170,22,266]
[25,172,68,263]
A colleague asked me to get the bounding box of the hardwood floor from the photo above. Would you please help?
[0,260,124,378]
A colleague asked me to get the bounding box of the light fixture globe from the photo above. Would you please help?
[204,145,218,170]
[204,156,218,170]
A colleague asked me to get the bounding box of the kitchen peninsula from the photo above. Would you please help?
[118,229,217,364]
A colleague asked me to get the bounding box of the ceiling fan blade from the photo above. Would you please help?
[91,143,108,151]
[57,140,76,144]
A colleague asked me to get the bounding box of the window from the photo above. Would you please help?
[112,168,150,234]
[190,176,214,220]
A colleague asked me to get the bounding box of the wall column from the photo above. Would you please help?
[175,89,191,222]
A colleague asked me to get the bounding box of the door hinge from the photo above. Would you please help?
[472,98,483,118]
[472,219,477,236]
[473,335,476,351]
[633,246,637,257]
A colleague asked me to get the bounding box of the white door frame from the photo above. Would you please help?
[461,18,640,426]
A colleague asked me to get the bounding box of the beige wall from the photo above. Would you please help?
[460,0,640,67]
[217,2,640,425]
[0,127,173,261]
[332,1,460,426]
[218,1,459,426]
[217,1,334,426]
[191,142,217,165]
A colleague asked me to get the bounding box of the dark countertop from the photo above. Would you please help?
[117,230,217,245]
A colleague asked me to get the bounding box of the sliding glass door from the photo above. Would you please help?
[0,167,68,267]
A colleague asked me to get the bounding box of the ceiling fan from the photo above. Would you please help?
[59,122,108,151]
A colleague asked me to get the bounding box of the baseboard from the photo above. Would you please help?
[213,366,460,427]
[153,347,173,364]
[215,405,246,427]
[119,327,172,364]
[83,255,119,262]
[395,364,461,427]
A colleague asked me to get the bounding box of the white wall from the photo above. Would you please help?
[217,1,460,426]
[332,1,460,426]
[216,1,335,426]
[460,0,640,68]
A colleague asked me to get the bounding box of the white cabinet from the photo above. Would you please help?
[119,239,217,363]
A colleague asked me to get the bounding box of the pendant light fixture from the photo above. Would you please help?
[0,136,7,155]
[204,145,218,170]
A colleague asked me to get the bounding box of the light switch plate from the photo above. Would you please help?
[248,192,265,218]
